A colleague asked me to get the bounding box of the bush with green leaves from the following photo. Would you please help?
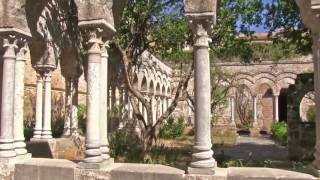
[307,106,316,123]
[271,122,288,145]
[159,115,185,139]
[78,104,87,134]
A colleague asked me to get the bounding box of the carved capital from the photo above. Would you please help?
[189,18,213,48]
[16,38,29,62]
[101,41,110,59]
[82,28,104,54]
[36,71,44,82]
[43,70,53,82]
[3,35,18,59]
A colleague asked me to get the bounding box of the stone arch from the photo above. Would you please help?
[141,76,147,92]
[162,85,166,96]
[149,80,155,95]
[256,83,275,132]
[156,83,161,95]
[287,73,315,161]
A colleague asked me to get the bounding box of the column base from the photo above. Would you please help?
[0,153,31,165]
[78,158,114,169]
[187,167,215,175]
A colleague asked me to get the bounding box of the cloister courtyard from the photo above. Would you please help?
[1,0,320,180]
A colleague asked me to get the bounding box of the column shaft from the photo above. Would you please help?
[230,97,235,124]
[84,31,103,163]
[13,42,28,155]
[274,95,279,122]
[42,71,53,139]
[33,72,43,139]
[253,96,257,124]
[190,21,215,169]
[0,38,17,158]
[100,44,109,159]
[63,77,72,136]
[71,78,79,135]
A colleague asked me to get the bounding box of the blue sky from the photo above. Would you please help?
[246,0,274,32]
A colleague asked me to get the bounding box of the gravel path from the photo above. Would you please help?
[213,135,288,161]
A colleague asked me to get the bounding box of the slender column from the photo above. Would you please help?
[253,96,258,124]
[33,71,44,139]
[273,95,279,122]
[100,43,110,160]
[83,29,103,163]
[189,19,216,170]
[71,78,79,135]
[63,77,72,136]
[13,40,28,155]
[312,33,320,169]
[0,37,17,158]
[230,97,235,124]
[42,70,53,139]
[151,96,156,124]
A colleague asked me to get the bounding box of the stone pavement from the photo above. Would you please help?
[214,135,288,161]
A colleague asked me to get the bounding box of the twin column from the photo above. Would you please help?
[82,29,110,165]
[0,36,29,158]
[32,69,53,140]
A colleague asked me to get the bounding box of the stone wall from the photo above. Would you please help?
[287,73,315,161]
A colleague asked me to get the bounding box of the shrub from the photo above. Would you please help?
[78,104,87,134]
[52,117,64,138]
[271,122,288,145]
[108,129,141,163]
[307,106,316,122]
[159,115,185,139]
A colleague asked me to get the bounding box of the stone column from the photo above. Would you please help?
[63,77,72,136]
[0,37,17,158]
[273,95,279,122]
[253,96,258,124]
[188,19,216,173]
[151,96,156,124]
[41,70,53,139]
[13,40,28,155]
[71,78,79,135]
[82,29,103,165]
[100,43,110,160]
[312,32,320,171]
[33,71,44,139]
[230,97,235,124]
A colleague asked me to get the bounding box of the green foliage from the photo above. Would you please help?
[78,104,87,134]
[109,129,141,163]
[159,115,185,139]
[271,122,288,145]
[237,121,253,130]
[264,0,312,54]
[307,106,316,123]
[51,117,64,138]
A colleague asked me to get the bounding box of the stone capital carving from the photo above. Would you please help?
[82,28,104,53]
[43,70,53,82]
[3,35,18,59]
[188,18,213,48]
[101,41,110,58]
[16,39,29,62]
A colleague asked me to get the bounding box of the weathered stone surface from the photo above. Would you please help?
[184,0,217,15]
[14,158,77,180]
[111,163,185,180]
[227,167,318,180]
[0,0,31,36]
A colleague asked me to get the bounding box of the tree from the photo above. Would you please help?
[113,0,192,162]
[264,0,312,54]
